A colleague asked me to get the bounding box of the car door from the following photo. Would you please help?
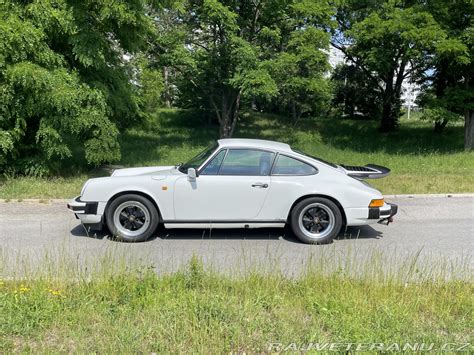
[173,148,275,221]
[258,153,320,220]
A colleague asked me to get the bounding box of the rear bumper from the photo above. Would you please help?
[67,196,104,229]
[345,202,398,226]
[369,202,398,220]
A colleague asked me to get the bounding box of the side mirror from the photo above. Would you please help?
[187,168,197,181]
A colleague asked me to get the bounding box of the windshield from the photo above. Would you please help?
[293,149,338,168]
[178,144,218,173]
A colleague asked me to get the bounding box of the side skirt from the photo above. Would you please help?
[163,220,286,229]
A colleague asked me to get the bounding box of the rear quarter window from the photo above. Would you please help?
[272,155,317,175]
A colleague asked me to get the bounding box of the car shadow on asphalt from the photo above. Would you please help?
[70,224,384,244]
[337,225,384,241]
[70,224,110,240]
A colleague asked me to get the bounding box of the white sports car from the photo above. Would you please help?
[67,139,397,244]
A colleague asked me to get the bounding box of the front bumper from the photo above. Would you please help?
[67,196,98,214]
[67,196,103,229]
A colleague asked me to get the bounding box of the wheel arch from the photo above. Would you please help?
[104,190,163,223]
[287,194,347,226]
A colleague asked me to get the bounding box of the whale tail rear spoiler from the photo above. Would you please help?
[339,164,391,179]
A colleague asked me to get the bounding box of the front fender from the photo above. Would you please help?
[80,176,174,220]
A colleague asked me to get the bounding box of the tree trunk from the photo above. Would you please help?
[219,111,238,138]
[163,67,171,108]
[380,70,396,132]
[380,58,407,133]
[465,109,473,151]
[381,89,405,132]
[463,74,473,150]
[219,112,232,138]
[348,102,355,117]
[251,96,257,111]
[291,100,297,121]
[380,90,397,132]
[434,119,448,133]
[218,91,240,138]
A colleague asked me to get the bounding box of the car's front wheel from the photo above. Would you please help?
[290,197,342,244]
[105,194,159,242]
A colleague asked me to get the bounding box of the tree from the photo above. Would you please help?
[149,0,333,137]
[270,48,331,123]
[0,0,154,174]
[424,0,473,149]
[265,1,333,123]
[134,56,166,113]
[333,0,447,132]
[331,63,382,119]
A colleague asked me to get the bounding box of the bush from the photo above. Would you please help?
[0,0,151,175]
[1,62,121,173]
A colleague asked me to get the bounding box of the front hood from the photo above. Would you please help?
[111,166,177,177]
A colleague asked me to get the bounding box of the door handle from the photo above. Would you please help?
[251,183,268,188]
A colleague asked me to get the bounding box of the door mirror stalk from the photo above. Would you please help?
[187,168,197,181]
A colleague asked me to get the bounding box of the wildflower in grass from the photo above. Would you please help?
[48,289,64,297]
[19,285,30,293]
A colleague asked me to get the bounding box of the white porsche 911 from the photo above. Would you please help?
[67,139,397,244]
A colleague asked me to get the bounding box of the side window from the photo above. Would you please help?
[272,155,317,175]
[200,150,226,175]
[219,149,275,176]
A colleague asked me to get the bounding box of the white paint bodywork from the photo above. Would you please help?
[69,138,392,229]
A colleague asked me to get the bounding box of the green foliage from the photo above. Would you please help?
[134,57,166,113]
[148,0,333,136]
[334,0,449,132]
[331,64,381,119]
[0,0,154,175]
[347,5,441,76]
[422,0,474,145]
[1,0,471,174]
[421,106,462,127]
[417,90,463,132]
[19,0,152,128]
[268,25,332,121]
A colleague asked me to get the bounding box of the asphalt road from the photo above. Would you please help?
[1,196,472,279]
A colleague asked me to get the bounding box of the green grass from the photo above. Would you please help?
[1,253,472,353]
[0,109,472,198]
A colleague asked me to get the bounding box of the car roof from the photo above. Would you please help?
[217,138,292,152]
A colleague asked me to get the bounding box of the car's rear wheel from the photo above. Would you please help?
[105,194,159,242]
[290,197,342,244]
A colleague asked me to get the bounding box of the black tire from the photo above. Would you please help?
[105,194,160,242]
[290,197,342,244]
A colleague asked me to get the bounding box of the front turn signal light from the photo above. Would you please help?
[369,199,384,208]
